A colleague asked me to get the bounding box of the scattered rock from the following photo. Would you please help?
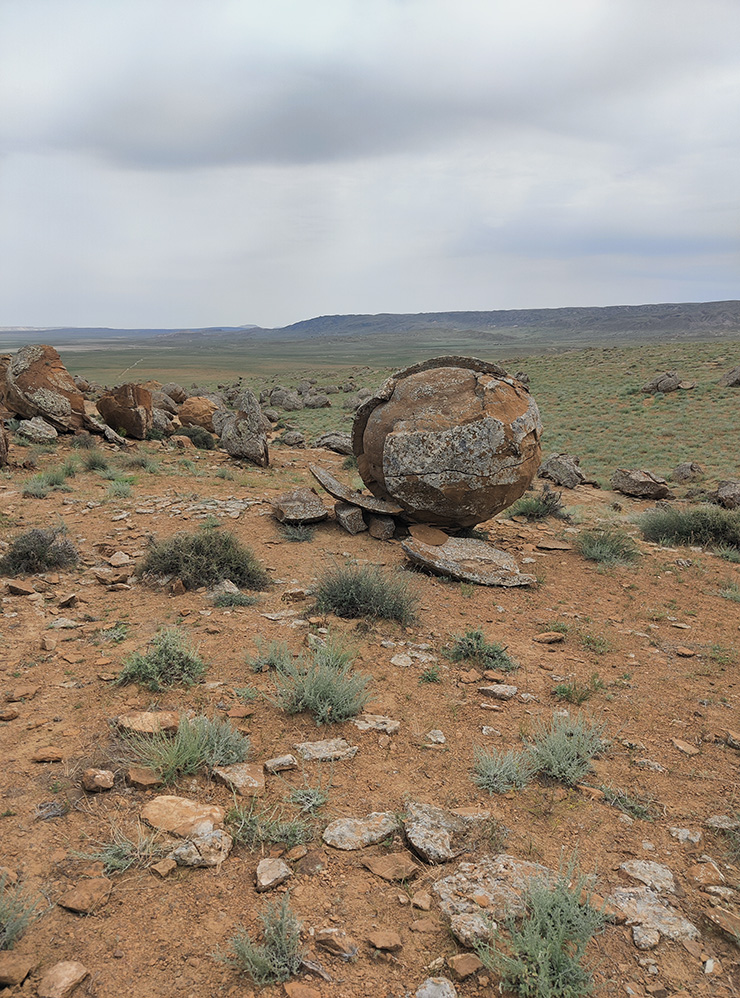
[179,396,220,432]
[315,927,359,960]
[81,768,115,792]
[611,469,672,499]
[367,930,402,951]
[538,453,593,489]
[294,738,358,762]
[314,432,353,454]
[37,961,89,998]
[685,861,724,887]
[323,813,402,850]
[403,802,472,863]
[708,479,740,509]
[368,514,396,540]
[426,730,445,744]
[296,850,327,876]
[671,462,703,483]
[126,766,163,789]
[5,683,40,701]
[671,737,699,756]
[212,763,265,797]
[719,365,740,387]
[706,814,740,831]
[620,861,675,893]
[284,983,321,998]
[271,488,328,524]
[141,796,224,837]
[402,535,535,587]
[641,372,688,394]
[704,906,740,940]
[170,830,233,868]
[217,400,269,466]
[433,854,552,923]
[532,631,565,643]
[17,415,58,443]
[264,754,299,773]
[448,912,495,948]
[97,383,153,439]
[0,708,19,721]
[116,710,180,735]
[669,827,701,844]
[361,853,421,881]
[334,502,368,534]
[477,683,517,700]
[352,714,400,734]
[58,877,113,913]
[447,953,483,980]
[0,952,36,986]
[32,746,64,762]
[607,886,699,944]
[256,857,293,891]
[151,858,177,877]
[415,977,458,998]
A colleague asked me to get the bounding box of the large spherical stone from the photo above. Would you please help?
[351,357,542,528]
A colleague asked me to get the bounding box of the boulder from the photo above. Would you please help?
[263,407,280,423]
[272,488,328,524]
[709,479,740,509]
[538,453,591,489]
[270,387,304,411]
[304,393,331,409]
[160,382,189,403]
[280,430,306,447]
[403,803,469,863]
[217,402,269,467]
[641,372,682,393]
[352,356,542,528]
[334,502,367,534]
[17,416,58,443]
[150,390,179,415]
[323,813,402,850]
[151,407,175,437]
[314,431,353,454]
[97,383,153,439]
[4,344,87,431]
[0,424,8,467]
[180,396,220,432]
[719,366,740,387]
[611,469,672,499]
[671,461,703,483]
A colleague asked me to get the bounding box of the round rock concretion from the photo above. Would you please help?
[352,357,542,528]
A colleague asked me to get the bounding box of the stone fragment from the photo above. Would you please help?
[535,538,572,551]
[116,710,180,735]
[403,802,470,864]
[179,396,220,432]
[620,861,675,893]
[353,357,541,528]
[671,462,703,483]
[212,763,265,797]
[402,535,535,587]
[108,551,130,566]
[706,814,740,831]
[0,708,19,721]
[675,647,695,658]
[314,432,353,454]
[669,827,701,844]
[671,738,699,756]
[447,953,483,980]
[294,738,358,762]
[170,830,233,868]
[433,854,552,923]
[271,488,328,524]
[37,961,89,998]
[32,746,64,762]
[58,877,112,913]
[0,952,36,986]
[704,906,740,939]
[633,924,661,950]
[17,416,58,443]
[477,683,517,700]
[81,768,114,791]
[5,684,39,701]
[411,890,433,910]
[264,754,298,774]
[315,927,359,960]
[141,796,224,837]
[362,853,421,881]
[606,886,699,943]
[97,384,153,439]
[284,983,320,998]
[611,469,671,499]
[323,812,402,850]
[151,858,177,877]
[256,857,293,891]
[367,930,402,951]
[296,850,327,876]
[426,729,445,744]
[391,652,413,668]
[538,453,592,489]
[725,729,740,750]
[685,861,724,887]
[415,977,458,998]
[368,514,396,540]
[708,480,740,510]
[5,344,87,432]
[334,501,367,534]
[126,766,163,789]
[410,917,441,933]
[310,463,404,515]
[352,714,400,734]
[449,912,494,947]
[533,631,565,643]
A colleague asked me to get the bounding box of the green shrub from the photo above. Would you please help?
[315,564,417,624]
[248,639,293,673]
[71,432,96,449]
[125,715,249,783]
[216,467,234,480]
[213,591,258,608]
[75,827,167,874]
[475,859,606,998]
[227,802,313,849]
[116,628,206,691]
[445,629,519,672]
[177,425,216,450]
[639,505,740,550]
[280,524,315,543]
[0,875,39,950]
[226,896,304,986]
[575,527,639,566]
[139,525,269,591]
[473,747,538,794]
[83,450,110,472]
[715,544,740,563]
[552,675,605,705]
[274,646,372,725]
[719,581,740,602]
[419,664,442,684]
[0,527,78,576]
[529,713,606,786]
[508,486,569,522]
[122,453,160,473]
[108,480,132,499]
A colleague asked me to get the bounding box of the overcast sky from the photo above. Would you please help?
[1,0,738,329]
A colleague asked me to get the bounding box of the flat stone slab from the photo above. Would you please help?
[477,684,518,700]
[352,714,401,734]
[212,762,265,796]
[256,857,293,891]
[415,978,458,998]
[141,796,224,837]
[294,737,358,762]
[38,961,89,998]
[433,854,552,922]
[0,952,37,987]
[403,802,470,864]
[271,488,328,524]
[264,753,298,773]
[620,860,675,893]
[606,886,699,943]
[315,927,359,960]
[170,830,233,867]
[323,812,402,850]
[310,463,404,515]
[58,877,112,913]
[116,710,180,735]
[402,536,535,587]
[362,852,421,881]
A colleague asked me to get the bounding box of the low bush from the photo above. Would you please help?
[76,826,167,874]
[0,875,39,950]
[552,674,605,705]
[274,645,372,725]
[177,425,216,449]
[315,564,417,624]
[139,524,269,591]
[0,527,78,576]
[212,591,258,608]
[599,785,657,822]
[226,896,304,986]
[575,526,640,566]
[248,639,293,673]
[125,715,249,783]
[445,629,519,672]
[473,747,538,794]
[529,713,606,786]
[70,432,96,449]
[227,802,313,849]
[83,450,110,472]
[107,480,132,499]
[508,486,569,522]
[639,505,740,550]
[116,628,206,691]
[280,524,315,543]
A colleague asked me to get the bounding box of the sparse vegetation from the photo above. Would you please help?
[248,639,293,673]
[116,628,206,691]
[273,642,372,725]
[508,486,570,522]
[0,875,39,950]
[139,524,269,591]
[212,591,258,608]
[125,715,249,783]
[227,802,313,850]
[0,526,78,576]
[76,826,167,874]
[473,747,538,794]
[599,785,657,822]
[639,505,740,551]
[315,564,417,624]
[529,713,606,786]
[445,629,519,672]
[82,449,110,471]
[107,479,132,498]
[280,523,315,542]
[719,580,740,602]
[225,895,304,986]
[552,674,605,705]
[419,664,442,683]
[576,526,640,566]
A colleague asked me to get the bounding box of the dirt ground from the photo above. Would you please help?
[1,437,739,998]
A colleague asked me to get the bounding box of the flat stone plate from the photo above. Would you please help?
[309,464,404,516]
[402,536,535,587]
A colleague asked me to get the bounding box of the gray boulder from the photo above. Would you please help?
[709,480,740,509]
[151,408,175,437]
[217,391,268,466]
[160,382,188,404]
[17,416,58,443]
[314,432,353,455]
[611,469,672,499]
[719,366,740,387]
[539,453,588,489]
[642,372,682,393]
[304,393,331,409]
[279,430,305,448]
[270,387,304,411]
[151,390,178,415]
[671,461,703,484]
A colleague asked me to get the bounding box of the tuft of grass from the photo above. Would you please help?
[473,747,538,794]
[234,685,259,702]
[248,639,293,673]
[139,524,269,591]
[227,801,313,850]
[116,628,206,691]
[552,675,605,705]
[0,526,78,576]
[0,875,39,950]
[285,767,331,814]
[475,858,606,998]
[75,825,167,874]
[125,714,249,783]
[579,634,611,656]
[445,629,519,673]
[215,467,234,480]
[71,432,96,449]
[225,895,305,986]
[419,664,442,684]
[95,622,129,644]
[508,486,570,522]
[22,465,75,497]
[639,505,740,550]
[715,544,740,563]
[83,450,110,472]
[599,785,657,822]
[213,591,258,608]
[575,527,640,566]
[529,713,606,787]
[122,453,160,473]
[719,580,740,602]
[314,564,417,625]
[280,523,315,543]
[107,480,132,498]
[273,643,372,725]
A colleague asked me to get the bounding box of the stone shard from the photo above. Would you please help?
[620,860,675,893]
[402,802,470,864]
[256,857,293,891]
[58,877,112,913]
[334,502,367,534]
[212,763,265,797]
[323,812,402,850]
[611,469,672,499]
[169,830,233,867]
[352,356,541,528]
[415,977,459,998]
[140,796,224,837]
[264,754,298,773]
[310,463,404,515]
[81,768,115,792]
[0,951,36,987]
[4,344,88,432]
[271,488,328,524]
[97,383,153,439]
[606,886,699,943]
[352,714,400,734]
[538,453,592,489]
[362,852,421,881]
[37,961,89,998]
[313,432,353,454]
[315,927,359,960]
[402,535,535,587]
[116,710,180,735]
[294,738,358,762]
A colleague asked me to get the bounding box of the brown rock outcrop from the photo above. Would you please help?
[4,344,87,431]
[611,469,672,499]
[97,383,153,439]
[180,396,220,432]
[0,424,8,467]
[352,357,541,527]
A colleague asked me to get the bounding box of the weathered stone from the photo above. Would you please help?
[538,453,592,489]
[280,430,306,447]
[352,357,541,528]
[216,397,269,466]
[323,812,402,850]
[270,387,304,410]
[310,463,404,515]
[477,683,517,700]
[368,514,396,540]
[272,488,328,524]
[685,861,724,886]
[447,953,483,980]
[0,708,19,721]
[294,738,358,762]
[160,382,188,403]
[433,854,552,923]
[671,462,703,484]
[533,631,565,643]
[0,424,8,467]
[362,853,421,881]
[116,710,180,735]
[151,857,177,877]
[402,535,535,587]
[415,977,458,998]
[669,827,701,844]
[611,469,672,499]
[632,924,661,950]
[58,877,112,913]
[97,384,153,439]
[170,830,233,867]
[403,802,469,864]
[284,983,320,998]
[352,714,400,734]
[709,479,740,509]
[304,392,331,409]
[671,737,699,756]
[7,580,36,596]
[704,906,740,939]
[315,927,359,960]
[367,930,402,951]
[179,396,220,432]
[212,762,265,797]
[81,768,114,792]
[706,814,740,831]
[606,886,699,943]
[17,416,58,443]
[334,502,367,534]
[620,861,675,893]
[126,766,163,789]
[140,796,224,837]
[5,344,87,431]
[641,372,684,394]
[264,754,298,773]
[314,432,353,454]
[6,684,39,702]
[449,912,495,947]
[719,365,740,387]
[256,857,293,891]
[0,952,36,986]
[37,961,89,998]
[32,746,64,762]
[296,849,327,876]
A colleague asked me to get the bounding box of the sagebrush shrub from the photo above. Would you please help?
[315,564,417,624]
[125,715,249,783]
[274,647,372,725]
[226,896,304,986]
[529,713,606,786]
[0,527,78,576]
[639,505,740,550]
[116,628,206,691]
[139,525,269,590]
[473,747,538,794]
[575,527,639,566]
[0,875,39,950]
[446,629,519,672]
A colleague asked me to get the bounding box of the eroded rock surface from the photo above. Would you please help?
[271,488,328,523]
[402,536,535,587]
[5,344,87,431]
[611,469,672,499]
[215,393,269,466]
[323,812,402,850]
[97,383,153,440]
[538,453,592,489]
